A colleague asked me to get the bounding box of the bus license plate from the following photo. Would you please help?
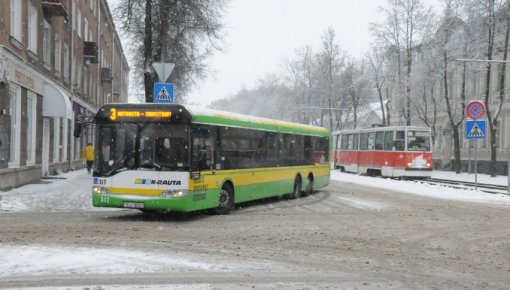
[123,202,144,209]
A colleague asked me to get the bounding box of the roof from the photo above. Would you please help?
[188,106,330,137]
[97,103,330,137]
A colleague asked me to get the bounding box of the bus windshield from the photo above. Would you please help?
[407,130,431,152]
[94,123,189,176]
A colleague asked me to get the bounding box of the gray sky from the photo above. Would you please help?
[109,0,441,105]
[186,0,442,107]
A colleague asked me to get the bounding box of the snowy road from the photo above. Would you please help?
[1,170,510,289]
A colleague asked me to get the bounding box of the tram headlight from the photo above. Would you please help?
[93,186,110,194]
[407,162,413,167]
[427,162,431,167]
[161,189,188,198]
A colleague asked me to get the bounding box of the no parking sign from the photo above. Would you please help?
[465,100,486,120]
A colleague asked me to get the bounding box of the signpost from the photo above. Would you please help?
[465,101,487,190]
[152,62,175,103]
[153,83,174,103]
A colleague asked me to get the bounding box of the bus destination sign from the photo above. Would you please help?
[109,108,173,121]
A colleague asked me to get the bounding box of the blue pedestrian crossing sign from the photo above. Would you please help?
[153,83,174,103]
[465,120,486,140]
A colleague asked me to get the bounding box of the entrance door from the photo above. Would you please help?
[42,118,50,176]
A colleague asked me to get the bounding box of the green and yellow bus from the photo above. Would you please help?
[91,103,330,214]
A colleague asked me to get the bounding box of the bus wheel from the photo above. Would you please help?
[289,176,302,199]
[306,174,314,195]
[214,183,234,214]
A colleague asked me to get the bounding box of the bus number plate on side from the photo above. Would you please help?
[123,202,144,209]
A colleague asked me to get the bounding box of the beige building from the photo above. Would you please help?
[0,0,129,190]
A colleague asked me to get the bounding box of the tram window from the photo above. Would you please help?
[360,133,368,150]
[407,130,431,151]
[367,132,375,150]
[384,131,394,151]
[375,132,384,150]
[352,134,359,150]
[340,134,348,150]
[394,130,405,151]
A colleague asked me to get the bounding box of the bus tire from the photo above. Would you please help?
[306,174,314,195]
[289,175,302,199]
[214,183,234,215]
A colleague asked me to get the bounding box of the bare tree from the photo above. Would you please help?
[113,0,226,103]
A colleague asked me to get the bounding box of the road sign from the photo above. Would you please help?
[153,83,174,103]
[465,100,486,120]
[153,63,175,82]
[465,119,486,140]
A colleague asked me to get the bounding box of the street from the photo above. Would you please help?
[1,176,509,289]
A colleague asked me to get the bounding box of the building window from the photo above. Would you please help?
[43,20,52,67]
[28,2,38,53]
[9,84,21,167]
[77,8,82,39]
[62,118,68,161]
[84,18,88,41]
[26,91,37,165]
[53,118,61,162]
[55,37,61,74]
[63,43,70,80]
[10,0,22,41]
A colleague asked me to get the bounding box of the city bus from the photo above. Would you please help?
[91,103,330,214]
[332,126,432,179]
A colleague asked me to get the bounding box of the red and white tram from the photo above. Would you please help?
[332,126,433,179]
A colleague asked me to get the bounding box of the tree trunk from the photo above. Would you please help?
[143,0,154,103]
[484,0,495,176]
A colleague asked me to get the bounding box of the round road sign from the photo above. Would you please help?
[465,100,486,120]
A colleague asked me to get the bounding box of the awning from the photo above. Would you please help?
[43,83,72,119]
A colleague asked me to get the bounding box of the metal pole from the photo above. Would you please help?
[468,140,472,174]
[508,159,510,193]
[475,140,478,190]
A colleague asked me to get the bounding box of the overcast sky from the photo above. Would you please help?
[185,0,443,107]
[109,0,442,105]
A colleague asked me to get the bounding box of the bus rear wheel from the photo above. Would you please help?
[306,174,314,195]
[214,183,234,214]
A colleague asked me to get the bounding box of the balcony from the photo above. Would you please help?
[83,41,98,64]
[42,0,68,19]
[101,68,113,82]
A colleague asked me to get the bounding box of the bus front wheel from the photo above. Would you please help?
[214,183,234,214]
[306,174,314,195]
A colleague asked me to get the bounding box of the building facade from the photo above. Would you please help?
[0,0,129,190]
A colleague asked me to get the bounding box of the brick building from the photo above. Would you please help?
[0,0,129,190]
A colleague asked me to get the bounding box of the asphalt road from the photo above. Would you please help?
[1,180,509,289]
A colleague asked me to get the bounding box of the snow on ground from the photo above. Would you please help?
[1,168,509,214]
[331,170,510,206]
[1,168,510,288]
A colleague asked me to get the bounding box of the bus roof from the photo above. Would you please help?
[188,106,330,137]
[96,103,330,137]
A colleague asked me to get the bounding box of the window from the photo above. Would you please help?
[10,0,21,40]
[9,85,21,167]
[43,20,51,66]
[84,18,88,41]
[77,8,82,38]
[375,131,384,150]
[53,118,61,162]
[384,131,394,151]
[55,37,61,73]
[28,2,38,53]
[63,43,70,80]
[26,92,37,165]
[360,133,368,150]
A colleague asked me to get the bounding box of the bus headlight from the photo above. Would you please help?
[161,189,188,198]
[93,186,110,194]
